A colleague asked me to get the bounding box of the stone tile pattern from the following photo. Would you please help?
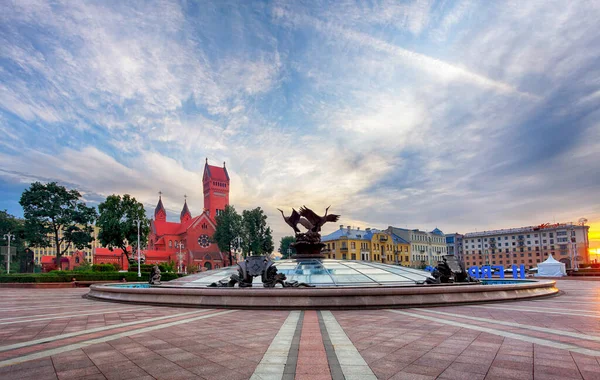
[296,311,331,380]
[0,288,288,380]
[2,280,600,379]
[334,280,600,380]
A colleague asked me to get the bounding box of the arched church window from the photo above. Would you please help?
[175,241,179,248]
[169,240,172,248]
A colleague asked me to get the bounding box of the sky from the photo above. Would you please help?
[1,0,599,254]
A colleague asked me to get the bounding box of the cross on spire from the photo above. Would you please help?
[158,191,162,198]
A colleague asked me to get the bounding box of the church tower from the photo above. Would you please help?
[180,196,192,223]
[202,158,230,221]
[155,192,166,222]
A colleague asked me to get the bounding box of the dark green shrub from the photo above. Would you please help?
[92,264,116,272]
[0,270,184,283]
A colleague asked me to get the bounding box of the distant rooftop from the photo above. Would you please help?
[463,222,581,238]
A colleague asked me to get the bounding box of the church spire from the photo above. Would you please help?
[155,191,166,221]
[180,194,191,223]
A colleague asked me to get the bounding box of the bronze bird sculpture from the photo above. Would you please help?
[299,205,340,232]
[278,208,301,233]
[298,217,314,231]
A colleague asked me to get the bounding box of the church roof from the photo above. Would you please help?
[204,160,229,181]
[94,247,130,257]
[152,213,214,237]
[180,200,191,219]
[41,255,54,264]
[154,220,185,235]
[155,196,165,216]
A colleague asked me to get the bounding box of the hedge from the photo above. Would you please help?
[0,271,182,283]
[92,264,117,272]
[129,263,169,273]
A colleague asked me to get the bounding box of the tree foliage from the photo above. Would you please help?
[0,210,26,273]
[241,207,274,257]
[97,194,149,261]
[213,205,242,265]
[278,236,296,258]
[19,182,97,267]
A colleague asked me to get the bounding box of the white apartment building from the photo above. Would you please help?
[461,222,590,269]
[387,226,447,267]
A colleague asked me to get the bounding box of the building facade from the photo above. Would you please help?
[322,225,411,266]
[461,222,590,269]
[31,226,101,265]
[145,160,233,271]
[445,233,464,263]
[40,251,88,272]
[387,227,447,268]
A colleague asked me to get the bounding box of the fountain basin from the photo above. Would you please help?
[86,278,558,309]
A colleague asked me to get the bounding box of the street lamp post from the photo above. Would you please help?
[178,240,184,273]
[3,232,15,274]
[133,219,143,278]
[235,236,243,259]
[287,248,291,258]
[571,224,579,271]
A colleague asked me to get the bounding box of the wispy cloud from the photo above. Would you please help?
[0,0,599,246]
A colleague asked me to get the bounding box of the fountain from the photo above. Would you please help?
[85,206,559,309]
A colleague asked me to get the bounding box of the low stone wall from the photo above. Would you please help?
[0,281,121,289]
[87,280,558,309]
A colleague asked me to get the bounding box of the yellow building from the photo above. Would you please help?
[322,225,411,265]
[30,225,101,265]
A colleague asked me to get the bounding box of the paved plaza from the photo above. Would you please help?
[0,280,599,380]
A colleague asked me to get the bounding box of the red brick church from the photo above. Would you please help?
[144,159,233,271]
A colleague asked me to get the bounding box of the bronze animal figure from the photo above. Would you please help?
[278,208,301,233]
[298,217,314,231]
[299,205,340,232]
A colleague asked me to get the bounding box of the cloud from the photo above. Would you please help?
[1,0,599,250]
[273,4,535,98]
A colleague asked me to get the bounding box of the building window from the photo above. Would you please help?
[351,242,355,249]
[169,240,172,248]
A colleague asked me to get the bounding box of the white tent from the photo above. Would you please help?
[536,254,566,277]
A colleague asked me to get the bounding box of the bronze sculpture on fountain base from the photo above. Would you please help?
[209,206,338,288]
[278,205,340,258]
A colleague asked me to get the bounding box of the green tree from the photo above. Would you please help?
[97,194,149,261]
[20,182,97,269]
[241,207,274,257]
[213,205,242,266]
[0,210,26,273]
[278,236,296,258]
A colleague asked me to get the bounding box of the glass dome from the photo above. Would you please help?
[170,259,434,287]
